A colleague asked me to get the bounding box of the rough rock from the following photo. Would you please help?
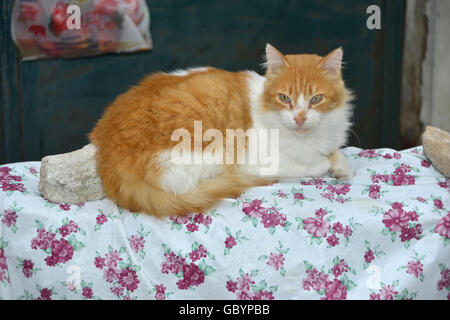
[38,144,105,203]
[422,126,450,177]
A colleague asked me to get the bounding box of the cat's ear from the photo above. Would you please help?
[319,47,343,78]
[264,44,289,77]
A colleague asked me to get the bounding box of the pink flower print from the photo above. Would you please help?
[267,252,285,271]
[94,256,106,269]
[161,252,186,274]
[343,226,353,238]
[435,213,450,238]
[118,267,140,292]
[105,250,122,267]
[155,284,166,294]
[66,220,78,233]
[406,260,423,278]
[45,238,74,266]
[177,263,204,289]
[96,214,108,225]
[391,202,403,210]
[277,190,287,198]
[382,208,409,232]
[323,279,347,300]
[416,196,426,203]
[186,223,198,233]
[37,288,52,300]
[253,290,274,300]
[154,285,166,300]
[399,163,412,173]
[0,249,6,270]
[334,184,350,195]
[59,203,71,211]
[193,214,204,224]
[437,269,450,291]
[225,236,236,249]
[369,293,381,300]
[226,280,238,293]
[315,208,327,219]
[189,250,200,262]
[293,192,304,200]
[302,268,329,291]
[383,154,392,159]
[58,225,70,237]
[421,160,431,167]
[407,211,419,222]
[1,209,17,227]
[371,174,390,183]
[170,216,190,224]
[82,287,93,299]
[332,260,348,278]
[260,212,278,228]
[67,281,76,291]
[393,153,401,159]
[399,224,422,242]
[237,273,255,291]
[368,185,381,199]
[203,215,212,226]
[155,292,165,300]
[358,150,380,158]
[129,235,145,253]
[380,285,398,300]
[22,259,34,278]
[197,244,207,257]
[364,250,375,263]
[29,167,38,175]
[327,234,340,247]
[110,286,124,297]
[242,200,264,218]
[332,222,343,234]
[0,270,7,282]
[438,180,449,190]
[31,229,56,250]
[303,216,330,238]
[237,290,253,300]
[434,199,444,210]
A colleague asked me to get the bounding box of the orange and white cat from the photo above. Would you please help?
[90,44,353,217]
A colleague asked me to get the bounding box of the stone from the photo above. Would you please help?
[422,126,450,177]
[38,144,105,203]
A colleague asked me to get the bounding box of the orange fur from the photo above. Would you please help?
[263,49,348,114]
[90,46,349,217]
[90,68,274,217]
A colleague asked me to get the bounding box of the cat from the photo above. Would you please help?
[89,44,354,217]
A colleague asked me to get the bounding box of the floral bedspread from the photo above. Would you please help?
[0,146,449,300]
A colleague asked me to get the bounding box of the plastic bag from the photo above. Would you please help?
[11,0,153,61]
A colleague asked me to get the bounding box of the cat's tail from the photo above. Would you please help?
[119,172,275,217]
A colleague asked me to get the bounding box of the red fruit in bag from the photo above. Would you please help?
[28,25,46,39]
[93,0,119,16]
[49,2,69,36]
[18,2,40,22]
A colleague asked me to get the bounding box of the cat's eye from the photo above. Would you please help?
[278,93,291,104]
[310,94,324,105]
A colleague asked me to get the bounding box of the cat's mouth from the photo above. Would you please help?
[294,127,311,135]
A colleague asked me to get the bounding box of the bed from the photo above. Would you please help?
[0,146,449,300]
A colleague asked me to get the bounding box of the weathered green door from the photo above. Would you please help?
[1,0,405,164]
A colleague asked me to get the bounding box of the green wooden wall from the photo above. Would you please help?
[1,0,405,164]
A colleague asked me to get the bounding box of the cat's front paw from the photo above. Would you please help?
[311,158,331,177]
[329,150,353,181]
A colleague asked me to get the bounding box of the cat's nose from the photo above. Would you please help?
[294,112,306,126]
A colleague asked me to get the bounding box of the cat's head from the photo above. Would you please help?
[261,44,352,135]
